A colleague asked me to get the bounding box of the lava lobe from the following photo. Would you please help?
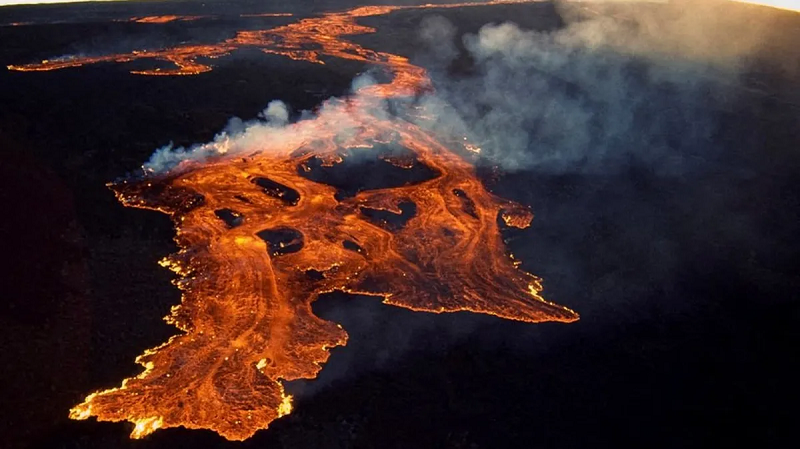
[56,1,579,441]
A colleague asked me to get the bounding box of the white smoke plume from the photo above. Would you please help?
[143,95,362,173]
[127,0,798,392]
[140,0,795,178]
[143,99,290,173]
[411,0,794,174]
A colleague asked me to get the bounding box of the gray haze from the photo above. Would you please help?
[130,1,798,394]
[412,0,783,175]
[293,1,799,393]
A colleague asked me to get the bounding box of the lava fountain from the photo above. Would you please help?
[13,0,578,441]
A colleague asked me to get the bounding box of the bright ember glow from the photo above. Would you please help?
[130,15,204,24]
[14,0,579,441]
[6,2,535,76]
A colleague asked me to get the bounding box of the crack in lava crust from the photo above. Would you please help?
[52,0,578,441]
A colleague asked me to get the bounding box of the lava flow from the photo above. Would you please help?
[13,0,579,441]
[7,1,532,76]
[130,15,205,24]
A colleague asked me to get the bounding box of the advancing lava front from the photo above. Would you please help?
[13,0,579,441]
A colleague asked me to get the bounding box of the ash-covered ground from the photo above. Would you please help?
[0,1,798,448]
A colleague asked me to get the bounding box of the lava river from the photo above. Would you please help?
[14,0,579,440]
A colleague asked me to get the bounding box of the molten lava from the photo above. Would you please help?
[6,1,531,77]
[240,13,295,18]
[13,0,578,441]
[130,16,204,24]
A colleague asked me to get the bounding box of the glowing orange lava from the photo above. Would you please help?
[14,0,578,441]
[7,1,535,76]
[131,15,205,24]
[240,13,295,18]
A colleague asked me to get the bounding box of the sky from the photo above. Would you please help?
[730,0,800,11]
[0,0,798,12]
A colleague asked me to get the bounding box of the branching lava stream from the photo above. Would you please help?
[16,0,579,441]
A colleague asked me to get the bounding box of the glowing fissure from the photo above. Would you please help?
[15,0,579,441]
[130,16,205,24]
[7,1,536,76]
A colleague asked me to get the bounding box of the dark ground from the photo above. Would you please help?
[0,1,798,448]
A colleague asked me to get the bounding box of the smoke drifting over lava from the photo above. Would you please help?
[413,0,796,175]
[7,0,797,442]
[28,1,581,441]
[134,0,796,177]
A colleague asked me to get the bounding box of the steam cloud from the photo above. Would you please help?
[143,0,785,178]
[412,0,782,175]
[138,0,796,386]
